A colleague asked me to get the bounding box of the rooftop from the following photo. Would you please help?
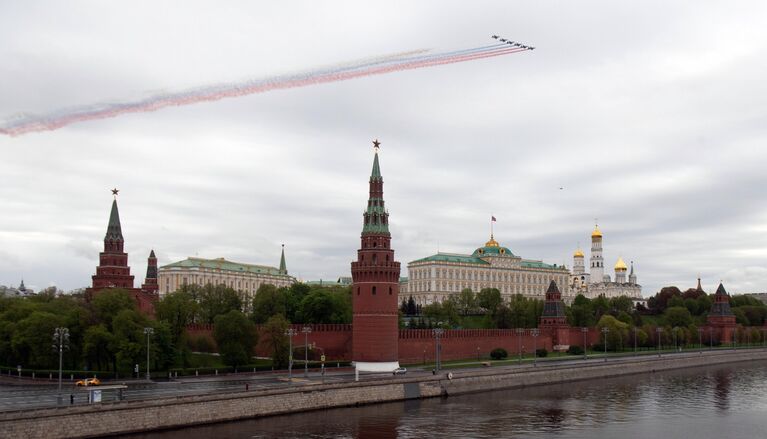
[160,257,289,277]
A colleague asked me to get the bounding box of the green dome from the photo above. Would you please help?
[472,245,515,257]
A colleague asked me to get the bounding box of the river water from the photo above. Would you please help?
[129,362,767,439]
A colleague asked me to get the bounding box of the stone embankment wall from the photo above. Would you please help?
[4,350,765,439]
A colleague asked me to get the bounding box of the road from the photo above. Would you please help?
[0,347,761,413]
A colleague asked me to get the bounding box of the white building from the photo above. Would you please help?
[570,225,642,302]
[158,246,295,306]
[401,234,572,306]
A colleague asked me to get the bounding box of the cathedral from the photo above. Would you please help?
[570,224,643,303]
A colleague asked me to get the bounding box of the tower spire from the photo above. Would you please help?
[105,198,124,241]
[362,142,389,236]
[279,244,287,275]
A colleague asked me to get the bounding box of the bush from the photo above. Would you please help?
[535,348,548,358]
[567,345,584,355]
[490,348,508,360]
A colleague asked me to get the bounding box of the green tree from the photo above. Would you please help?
[596,315,630,351]
[83,324,114,372]
[251,284,287,323]
[609,296,634,315]
[91,289,137,330]
[213,310,257,369]
[111,309,149,373]
[156,290,200,342]
[263,314,290,369]
[457,289,476,316]
[298,289,352,324]
[198,284,242,324]
[664,306,693,327]
[11,311,64,369]
[477,288,502,315]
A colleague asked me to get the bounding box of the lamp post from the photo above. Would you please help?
[285,328,296,382]
[143,327,154,380]
[531,329,540,367]
[632,327,638,356]
[52,327,69,405]
[656,327,663,357]
[698,328,704,354]
[302,326,312,378]
[601,327,609,361]
[432,327,444,373]
[581,327,589,360]
[709,327,713,350]
[477,347,480,362]
[672,327,679,353]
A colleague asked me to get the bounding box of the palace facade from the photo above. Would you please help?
[158,247,295,307]
[401,235,572,306]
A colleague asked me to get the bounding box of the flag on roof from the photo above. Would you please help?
[491,216,497,222]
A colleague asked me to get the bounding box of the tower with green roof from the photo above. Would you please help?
[350,141,401,372]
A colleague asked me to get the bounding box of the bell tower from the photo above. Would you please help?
[350,140,401,372]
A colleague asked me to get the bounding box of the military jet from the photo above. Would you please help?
[499,38,507,42]
[491,35,499,39]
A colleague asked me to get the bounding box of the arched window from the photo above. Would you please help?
[372,286,377,295]
[357,287,360,295]
[389,287,392,295]
[372,254,377,264]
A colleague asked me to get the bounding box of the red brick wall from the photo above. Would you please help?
[398,329,553,364]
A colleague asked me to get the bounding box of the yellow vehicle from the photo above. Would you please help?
[75,377,101,387]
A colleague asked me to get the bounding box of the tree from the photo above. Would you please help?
[213,310,257,368]
[251,284,287,323]
[477,288,502,315]
[298,289,351,324]
[83,324,113,372]
[155,290,200,342]
[664,306,693,328]
[591,295,609,320]
[596,315,630,351]
[198,284,242,324]
[263,314,290,369]
[609,296,634,315]
[11,311,64,369]
[457,289,476,316]
[406,296,417,316]
[91,289,137,331]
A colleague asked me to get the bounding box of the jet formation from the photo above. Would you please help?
[491,35,535,50]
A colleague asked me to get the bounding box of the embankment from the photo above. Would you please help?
[2,349,765,439]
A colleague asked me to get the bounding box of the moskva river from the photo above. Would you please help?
[128,362,767,438]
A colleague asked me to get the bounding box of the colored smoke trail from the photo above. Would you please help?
[0,44,530,137]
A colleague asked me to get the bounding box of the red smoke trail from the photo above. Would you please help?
[1,46,528,137]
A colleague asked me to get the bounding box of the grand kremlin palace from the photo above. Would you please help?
[401,235,572,306]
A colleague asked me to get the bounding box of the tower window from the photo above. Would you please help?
[389,287,392,295]
[357,287,360,295]
[372,286,377,295]
[373,242,377,248]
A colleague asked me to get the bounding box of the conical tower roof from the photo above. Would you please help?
[371,151,381,181]
[546,280,560,294]
[279,244,287,274]
[105,199,124,241]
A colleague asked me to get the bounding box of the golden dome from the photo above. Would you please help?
[485,235,500,247]
[573,249,584,258]
[591,225,602,238]
[614,257,628,271]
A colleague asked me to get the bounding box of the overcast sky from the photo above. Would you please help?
[2,1,766,296]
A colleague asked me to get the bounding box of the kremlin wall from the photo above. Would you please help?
[86,142,739,367]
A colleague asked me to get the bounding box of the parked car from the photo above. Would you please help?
[75,377,101,387]
[393,367,407,375]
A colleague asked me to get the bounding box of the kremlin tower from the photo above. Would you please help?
[589,224,604,282]
[350,141,401,372]
[86,190,157,315]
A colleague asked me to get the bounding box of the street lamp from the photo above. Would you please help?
[52,327,69,405]
[698,328,704,354]
[581,327,589,360]
[476,346,480,362]
[656,327,663,357]
[432,327,444,373]
[302,326,312,378]
[672,327,679,353]
[515,328,524,364]
[143,327,154,380]
[285,328,297,382]
[709,327,713,350]
[632,327,638,356]
[601,327,609,361]
[531,329,540,367]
